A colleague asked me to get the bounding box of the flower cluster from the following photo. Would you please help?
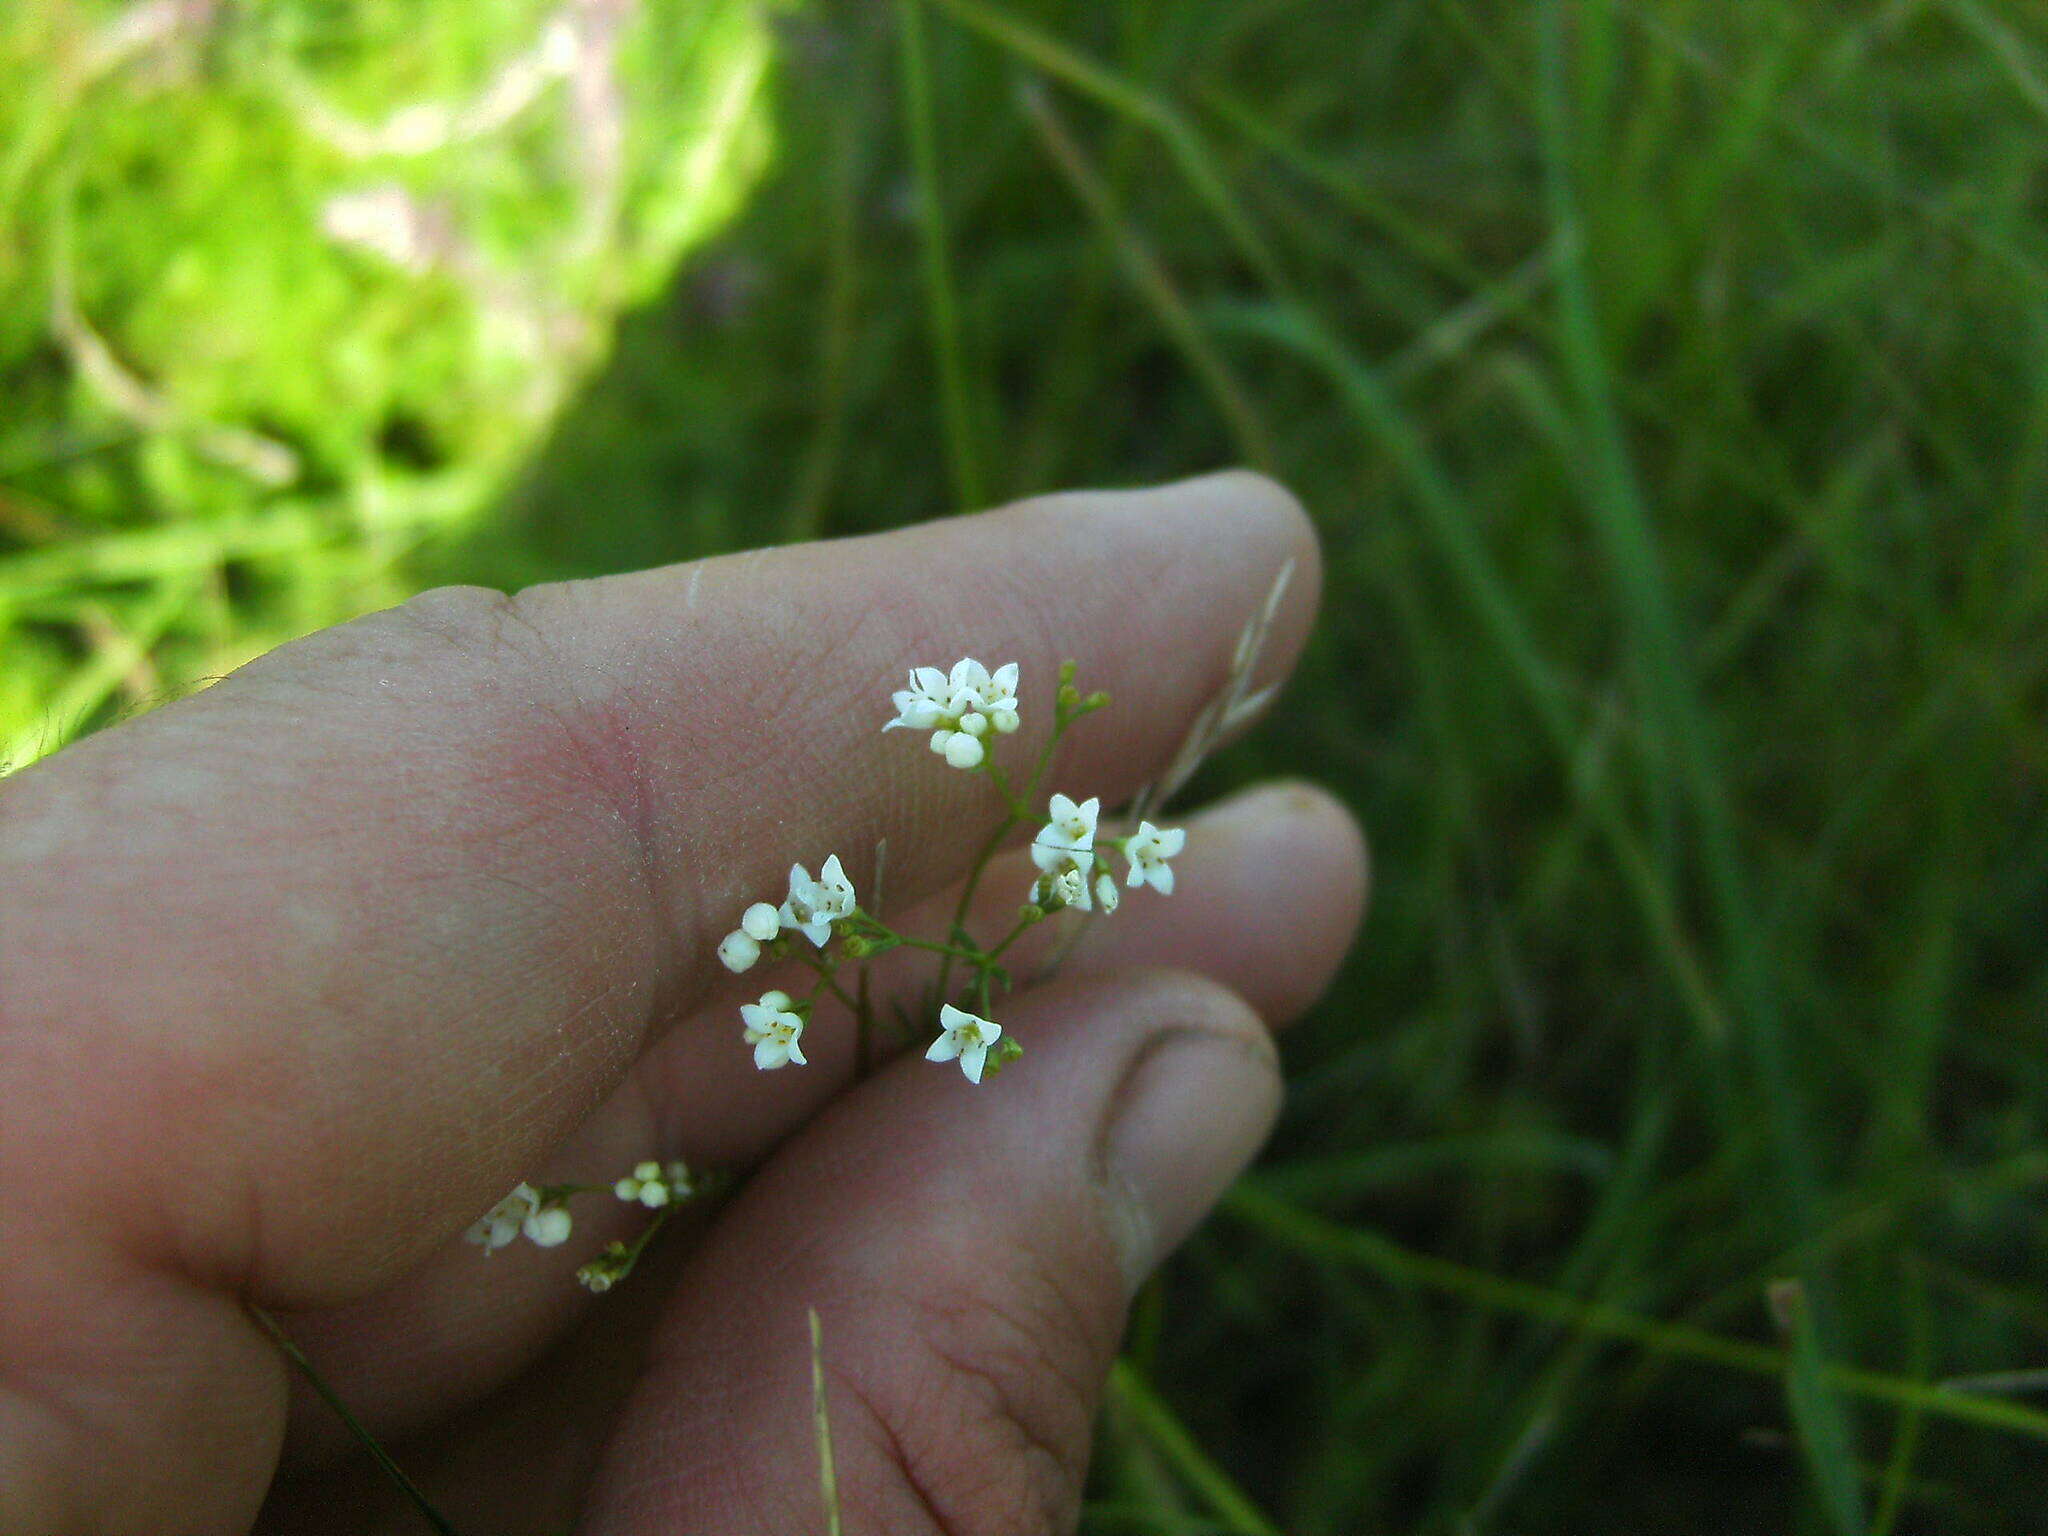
[883,658,1021,770]
[703,659,1189,1090]
[463,1182,572,1254]
[717,856,857,972]
[1031,793,1115,912]
[470,637,1232,1301]
[465,1157,704,1292]
[614,1159,693,1208]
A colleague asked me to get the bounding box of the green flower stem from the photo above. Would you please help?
[534,1181,611,1203]
[854,958,875,1080]
[936,786,1028,1002]
[982,911,1038,965]
[926,664,1100,1011]
[985,760,1033,821]
[795,950,861,1015]
[886,932,995,965]
[612,1206,673,1282]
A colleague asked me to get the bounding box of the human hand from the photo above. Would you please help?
[0,473,1367,1535]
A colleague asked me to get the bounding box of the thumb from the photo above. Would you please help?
[581,968,1282,1535]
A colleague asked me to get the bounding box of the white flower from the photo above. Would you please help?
[1094,871,1120,913]
[779,855,856,946]
[884,657,1021,764]
[925,1003,1002,1084]
[884,666,955,732]
[741,902,781,942]
[943,656,993,712]
[614,1158,693,1208]
[742,989,808,1069]
[1031,793,1100,876]
[1124,820,1186,894]
[1034,864,1090,912]
[981,662,1022,734]
[464,1182,540,1254]
[523,1204,573,1248]
[717,929,760,972]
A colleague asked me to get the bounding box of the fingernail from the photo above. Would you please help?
[1097,1022,1281,1291]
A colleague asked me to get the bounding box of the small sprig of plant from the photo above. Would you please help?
[462,652,1192,1289]
[268,566,1290,1536]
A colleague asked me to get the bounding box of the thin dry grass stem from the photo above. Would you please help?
[810,1308,844,1536]
[1130,556,1294,827]
[49,213,299,487]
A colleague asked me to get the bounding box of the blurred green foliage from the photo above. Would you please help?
[0,0,772,764]
[11,1,2048,1532]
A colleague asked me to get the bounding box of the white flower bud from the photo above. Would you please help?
[991,707,1020,734]
[959,710,990,737]
[741,902,781,942]
[943,732,986,769]
[523,1205,573,1248]
[717,929,760,972]
[930,728,956,754]
[1095,872,1120,912]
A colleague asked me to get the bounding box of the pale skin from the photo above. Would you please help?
[0,473,1369,1535]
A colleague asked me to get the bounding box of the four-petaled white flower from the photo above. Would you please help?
[780,855,856,947]
[464,1182,540,1254]
[884,665,956,732]
[742,989,809,1070]
[614,1158,693,1208]
[1124,820,1186,894]
[925,1003,1003,1084]
[465,1182,572,1253]
[1032,793,1100,875]
[885,657,1021,769]
[978,662,1022,735]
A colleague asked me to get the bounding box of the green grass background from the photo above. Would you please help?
[9,1,2048,1531]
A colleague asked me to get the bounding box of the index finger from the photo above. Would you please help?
[0,472,1320,1301]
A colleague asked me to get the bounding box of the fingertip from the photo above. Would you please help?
[1088,967,1283,1287]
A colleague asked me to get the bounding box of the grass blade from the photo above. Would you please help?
[1016,82,1273,469]
[1228,1185,2048,1448]
[895,0,984,510]
[923,0,1291,303]
[1106,1358,1282,1536]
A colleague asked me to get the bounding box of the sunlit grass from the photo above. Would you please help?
[0,0,775,767]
